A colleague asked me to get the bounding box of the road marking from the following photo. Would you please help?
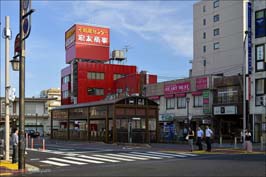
[40,160,69,167]
[30,158,40,161]
[93,154,135,162]
[58,148,75,151]
[176,153,197,156]
[63,157,104,164]
[78,155,120,163]
[147,151,187,158]
[128,152,163,159]
[48,158,87,165]
[105,153,148,160]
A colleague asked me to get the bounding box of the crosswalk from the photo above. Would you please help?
[39,151,198,167]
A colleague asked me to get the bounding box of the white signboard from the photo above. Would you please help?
[213,106,237,115]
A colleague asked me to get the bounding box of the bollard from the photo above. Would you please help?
[42,139,45,151]
[234,136,237,149]
[219,136,223,147]
[261,136,264,151]
[31,138,34,149]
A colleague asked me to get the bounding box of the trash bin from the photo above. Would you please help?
[0,139,4,159]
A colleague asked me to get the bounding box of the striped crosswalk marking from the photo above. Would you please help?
[121,153,162,159]
[93,154,135,162]
[48,158,87,165]
[78,155,120,163]
[176,153,197,157]
[105,153,148,160]
[146,152,187,158]
[64,156,104,164]
[41,160,70,167]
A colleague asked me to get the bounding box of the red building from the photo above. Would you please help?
[61,24,157,105]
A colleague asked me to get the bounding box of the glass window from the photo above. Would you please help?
[214,42,220,50]
[203,45,206,53]
[217,86,239,104]
[256,45,265,72]
[88,88,104,96]
[213,28,220,36]
[255,79,266,106]
[177,97,186,108]
[203,19,206,26]
[203,32,206,39]
[166,98,175,109]
[87,72,105,80]
[194,95,203,107]
[255,9,266,38]
[62,75,70,84]
[213,14,220,22]
[203,5,206,13]
[113,74,125,80]
[213,0,219,8]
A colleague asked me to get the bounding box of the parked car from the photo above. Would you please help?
[26,130,40,138]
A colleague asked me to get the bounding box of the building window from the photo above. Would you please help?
[194,95,203,107]
[203,5,206,13]
[62,75,70,84]
[255,79,266,106]
[87,72,104,80]
[87,88,104,96]
[217,86,239,104]
[214,42,220,50]
[62,90,69,99]
[203,19,206,26]
[113,74,125,80]
[166,98,175,109]
[255,9,266,38]
[177,97,186,108]
[213,14,220,22]
[203,45,206,53]
[213,0,219,8]
[213,28,220,36]
[256,44,266,72]
[203,32,206,39]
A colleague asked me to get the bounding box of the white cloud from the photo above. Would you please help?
[64,1,193,58]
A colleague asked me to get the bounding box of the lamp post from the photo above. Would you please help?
[242,30,248,145]
[186,97,190,127]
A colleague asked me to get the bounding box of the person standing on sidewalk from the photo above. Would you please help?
[205,125,213,152]
[196,127,204,150]
[245,129,253,152]
[11,128,18,163]
[187,127,195,152]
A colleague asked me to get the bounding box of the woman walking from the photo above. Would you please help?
[187,127,195,152]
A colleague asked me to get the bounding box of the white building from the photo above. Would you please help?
[250,0,266,142]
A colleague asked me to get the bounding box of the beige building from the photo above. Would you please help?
[192,0,249,76]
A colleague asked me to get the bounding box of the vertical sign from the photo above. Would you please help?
[247,2,252,74]
[203,90,210,114]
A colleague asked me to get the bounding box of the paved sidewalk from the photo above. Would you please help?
[0,160,39,176]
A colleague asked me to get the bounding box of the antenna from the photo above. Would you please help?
[123,44,133,63]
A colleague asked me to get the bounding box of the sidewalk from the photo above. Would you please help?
[0,160,39,176]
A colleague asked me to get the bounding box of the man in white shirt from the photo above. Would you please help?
[205,125,213,152]
[196,127,204,150]
[11,128,18,163]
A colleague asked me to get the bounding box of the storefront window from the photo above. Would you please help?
[177,97,186,108]
[194,95,203,107]
[256,44,266,71]
[166,98,175,109]
[255,9,266,38]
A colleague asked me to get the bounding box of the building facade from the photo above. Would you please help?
[250,0,266,142]
[192,0,248,76]
[0,97,50,136]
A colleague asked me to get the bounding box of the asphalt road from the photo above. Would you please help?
[14,141,266,177]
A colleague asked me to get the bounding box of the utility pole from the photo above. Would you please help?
[4,16,11,161]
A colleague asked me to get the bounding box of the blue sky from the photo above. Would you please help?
[0,0,195,97]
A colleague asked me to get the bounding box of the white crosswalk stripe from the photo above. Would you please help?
[39,151,199,167]
[48,158,87,165]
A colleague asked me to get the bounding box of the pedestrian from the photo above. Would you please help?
[205,125,213,152]
[196,126,204,150]
[11,128,18,164]
[187,127,195,152]
[244,129,252,152]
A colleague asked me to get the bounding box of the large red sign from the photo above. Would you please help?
[65,24,110,63]
[164,82,190,95]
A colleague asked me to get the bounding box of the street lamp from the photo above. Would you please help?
[186,97,190,127]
